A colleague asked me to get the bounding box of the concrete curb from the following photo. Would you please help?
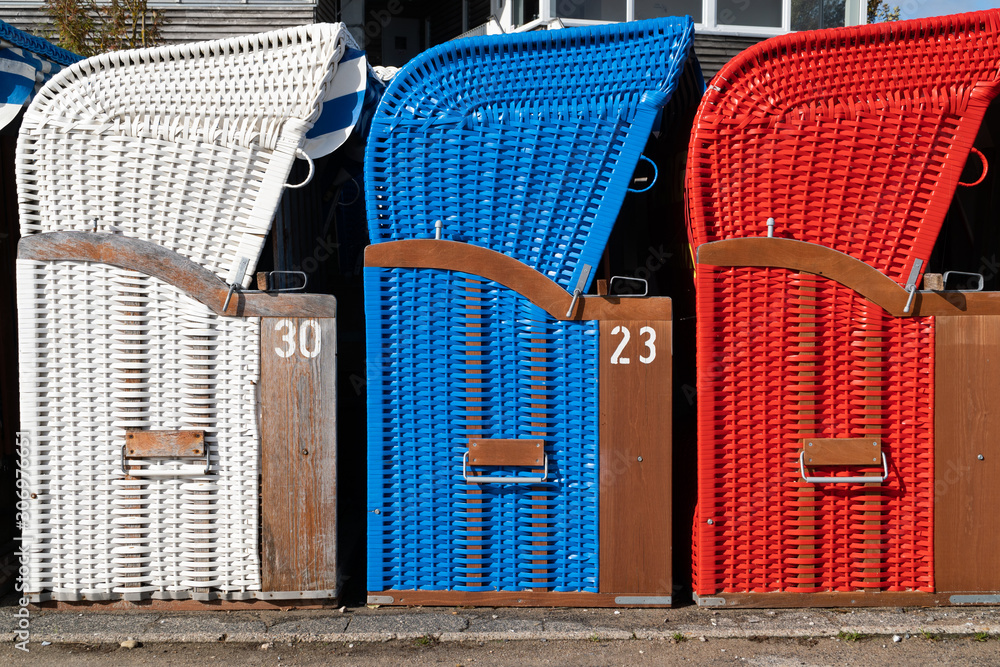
[5,606,1000,645]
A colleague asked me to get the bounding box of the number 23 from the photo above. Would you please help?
[610,325,656,365]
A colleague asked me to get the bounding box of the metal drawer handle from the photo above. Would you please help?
[462,451,548,484]
[799,451,888,484]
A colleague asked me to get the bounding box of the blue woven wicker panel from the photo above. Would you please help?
[366,267,599,592]
[365,17,696,292]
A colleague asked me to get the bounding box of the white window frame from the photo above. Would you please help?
[502,0,863,36]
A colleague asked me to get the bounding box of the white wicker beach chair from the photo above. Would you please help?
[16,24,362,602]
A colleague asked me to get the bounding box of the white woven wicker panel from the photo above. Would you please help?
[17,258,260,601]
[17,23,357,287]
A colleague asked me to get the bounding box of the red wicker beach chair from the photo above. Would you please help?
[687,10,1000,606]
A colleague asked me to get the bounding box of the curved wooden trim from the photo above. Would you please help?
[697,237,914,316]
[17,232,337,319]
[697,237,1000,317]
[365,240,671,321]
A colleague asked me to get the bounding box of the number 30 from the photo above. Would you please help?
[274,319,321,359]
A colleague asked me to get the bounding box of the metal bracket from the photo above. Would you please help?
[799,451,889,484]
[943,271,984,292]
[256,270,308,292]
[692,593,726,607]
[614,596,672,605]
[121,431,210,476]
[565,264,592,318]
[902,258,923,314]
[609,276,649,297]
[462,450,548,484]
[223,256,251,312]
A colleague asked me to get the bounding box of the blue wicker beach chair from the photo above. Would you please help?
[365,18,701,605]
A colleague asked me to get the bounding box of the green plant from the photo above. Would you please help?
[867,0,901,24]
[44,0,165,57]
[672,632,687,642]
[974,632,991,642]
[919,629,940,642]
[837,630,866,642]
[414,635,434,647]
[588,634,600,643]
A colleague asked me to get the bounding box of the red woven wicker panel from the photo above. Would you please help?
[692,268,934,595]
[687,10,1000,285]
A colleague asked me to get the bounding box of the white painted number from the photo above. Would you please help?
[274,319,295,358]
[299,319,321,358]
[610,325,658,365]
[639,326,656,364]
[611,325,631,365]
[274,319,322,359]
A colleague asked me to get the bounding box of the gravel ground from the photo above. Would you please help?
[5,636,1000,666]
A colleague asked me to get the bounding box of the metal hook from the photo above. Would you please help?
[285,149,315,189]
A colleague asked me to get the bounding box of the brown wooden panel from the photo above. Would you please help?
[368,590,671,607]
[260,316,337,593]
[935,315,1000,592]
[467,439,544,466]
[913,291,1000,317]
[18,232,337,318]
[801,438,881,466]
[364,240,672,321]
[124,430,204,458]
[599,318,672,595]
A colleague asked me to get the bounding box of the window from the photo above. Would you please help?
[635,0,703,23]
[717,0,782,28]
[515,0,862,34]
[554,0,626,22]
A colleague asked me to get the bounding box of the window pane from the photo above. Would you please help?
[791,0,845,30]
[551,0,626,21]
[514,0,541,24]
[717,0,781,27]
[635,0,702,23]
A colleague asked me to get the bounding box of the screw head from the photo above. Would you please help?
[707,519,714,525]
[979,454,985,461]
[301,448,309,456]
[637,456,643,462]
[373,509,381,515]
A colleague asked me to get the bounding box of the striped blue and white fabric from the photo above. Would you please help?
[301,46,378,159]
[0,20,80,132]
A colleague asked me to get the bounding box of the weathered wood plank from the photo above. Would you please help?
[18,232,337,318]
[124,430,204,458]
[260,316,338,594]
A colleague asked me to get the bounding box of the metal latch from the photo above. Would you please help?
[462,439,547,484]
[799,438,888,484]
[122,430,209,476]
[565,264,592,318]
[943,271,984,292]
[902,259,923,314]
